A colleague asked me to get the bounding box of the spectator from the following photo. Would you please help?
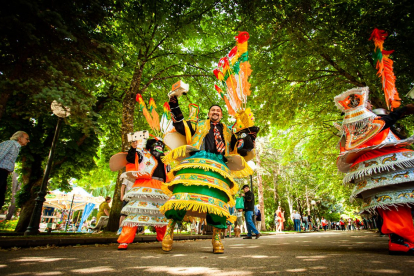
[0,131,30,209]
[241,185,260,239]
[255,208,262,231]
[308,215,313,230]
[302,214,308,231]
[198,218,206,235]
[97,196,111,222]
[90,216,97,226]
[340,218,345,231]
[321,217,328,231]
[234,208,244,234]
[275,206,285,232]
[225,206,235,238]
[347,218,353,230]
[176,221,183,234]
[254,204,259,227]
[190,218,198,235]
[355,218,361,230]
[292,211,301,232]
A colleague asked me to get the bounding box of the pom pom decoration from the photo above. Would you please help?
[136,94,146,112]
[369,28,401,110]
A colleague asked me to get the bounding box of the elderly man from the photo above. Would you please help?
[0,131,30,209]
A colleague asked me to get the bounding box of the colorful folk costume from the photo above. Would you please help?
[334,29,414,255]
[160,32,259,254]
[109,97,173,250]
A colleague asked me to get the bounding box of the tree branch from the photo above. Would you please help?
[320,53,366,87]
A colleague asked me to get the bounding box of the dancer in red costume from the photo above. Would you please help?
[116,138,170,250]
[334,28,414,255]
[335,87,414,255]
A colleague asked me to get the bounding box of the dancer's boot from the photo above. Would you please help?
[162,220,176,252]
[212,227,224,254]
[389,233,414,255]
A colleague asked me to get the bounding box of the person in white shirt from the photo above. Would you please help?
[292,211,302,232]
[321,217,328,231]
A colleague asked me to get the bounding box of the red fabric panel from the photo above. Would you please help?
[155,226,167,241]
[351,147,410,166]
[378,205,414,243]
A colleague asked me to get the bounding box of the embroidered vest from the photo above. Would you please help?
[126,150,168,180]
[190,119,232,155]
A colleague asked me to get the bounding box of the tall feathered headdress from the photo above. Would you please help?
[136,94,172,138]
[213,31,255,133]
[369,28,401,110]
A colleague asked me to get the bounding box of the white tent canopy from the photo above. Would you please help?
[44,186,104,211]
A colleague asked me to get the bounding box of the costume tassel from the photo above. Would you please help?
[183,121,192,144]
[159,200,234,221]
[162,145,188,164]
[151,108,160,131]
[369,28,401,110]
[142,108,154,130]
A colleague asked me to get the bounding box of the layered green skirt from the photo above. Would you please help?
[160,151,237,228]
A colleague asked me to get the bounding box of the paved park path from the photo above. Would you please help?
[0,231,412,275]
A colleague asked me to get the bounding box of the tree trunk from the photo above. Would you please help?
[6,172,20,220]
[255,152,266,231]
[272,167,279,206]
[286,186,293,222]
[297,198,303,218]
[305,185,311,216]
[15,152,45,232]
[14,178,42,232]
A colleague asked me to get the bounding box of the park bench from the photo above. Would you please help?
[88,216,109,233]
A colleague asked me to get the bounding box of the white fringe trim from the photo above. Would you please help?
[123,193,169,202]
[360,202,413,214]
[121,222,168,228]
[343,159,414,184]
[121,207,164,216]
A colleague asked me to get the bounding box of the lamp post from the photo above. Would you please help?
[25,101,70,235]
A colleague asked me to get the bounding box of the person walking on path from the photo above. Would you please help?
[340,217,345,231]
[275,206,285,232]
[241,185,260,239]
[292,211,301,232]
[302,213,308,231]
[321,217,328,231]
[0,131,30,209]
[234,208,244,234]
[255,208,261,231]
